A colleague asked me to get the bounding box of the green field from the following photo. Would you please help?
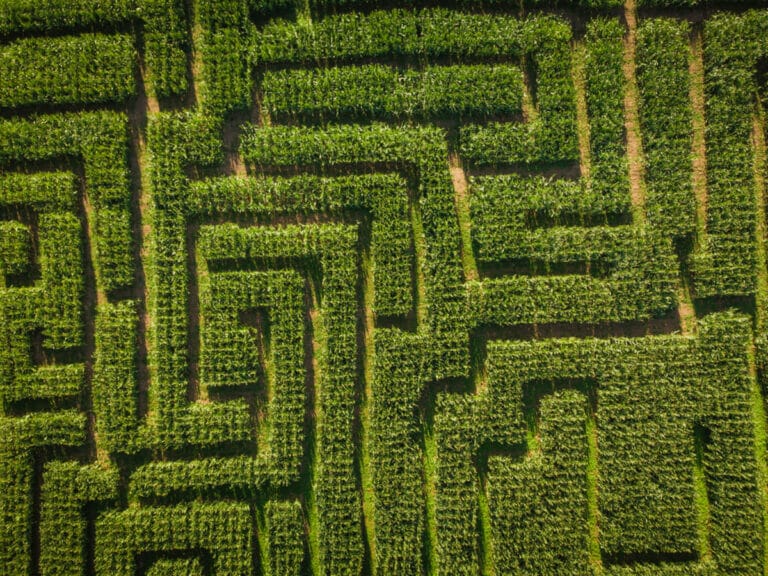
[1,0,768,574]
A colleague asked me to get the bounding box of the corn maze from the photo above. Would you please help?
[1,0,768,574]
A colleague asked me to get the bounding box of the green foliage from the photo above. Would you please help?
[256,9,571,159]
[636,18,696,238]
[200,29,252,114]
[190,173,412,315]
[433,313,763,575]
[264,501,305,576]
[198,0,247,30]
[146,558,205,576]
[40,462,118,576]
[93,301,140,452]
[487,389,591,574]
[370,330,427,575]
[255,8,544,63]
[0,0,189,98]
[197,0,251,114]
[0,0,134,33]
[198,223,365,573]
[468,174,678,325]
[0,170,89,410]
[0,411,85,574]
[129,456,265,499]
[307,0,622,12]
[197,268,306,484]
[0,220,30,277]
[240,122,467,377]
[691,11,768,297]
[2,4,768,576]
[95,503,253,575]
[263,64,523,122]
[256,9,418,62]
[0,113,134,293]
[529,0,622,5]
[38,212,84,348]
[0,172,77,211]
[0,34,136,108]
[460,16,578,165]
[141,0,190,98]
[638,0,758,6]
[584,17,630,201]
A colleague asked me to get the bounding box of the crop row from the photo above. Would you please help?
[459,17,578,166]
[146,558,205,576]
[239,122,466,376]
[635,18,696,239]
[583,18,629,204]
[253,8,577,138]
[256,9,552,62]
[145,115,445,572]
[0,0,188,98]
[0,34,135,108]
[39,462,119,575]
[93,301,140,451]
[196,0,251,113]
[462,17,680,326]
[308,0,622,12]
[2,7,767,576]
[690,11,768,297]
[197,267,306,486]
[0,220,30,278]
[0,0,134,32]
[197,223,363,573]
[263,64,523,122]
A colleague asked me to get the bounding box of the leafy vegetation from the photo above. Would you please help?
[2,1,768,575]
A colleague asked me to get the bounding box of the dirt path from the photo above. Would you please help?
[223,117,248,177]
[690,28,708,239]
[449,153,479,282]
[752,106,768,332]
[572,40,592,183]
[623,0,646,217]
[668,26,710,337]
[129,63,157,419]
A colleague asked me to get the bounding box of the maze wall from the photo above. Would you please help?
[1,0,768,574]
